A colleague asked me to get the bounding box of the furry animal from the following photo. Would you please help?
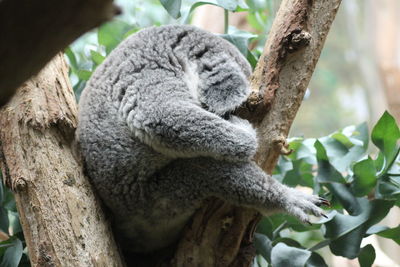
[77,25,327,253]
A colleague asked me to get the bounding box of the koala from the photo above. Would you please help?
[76,25,328,254]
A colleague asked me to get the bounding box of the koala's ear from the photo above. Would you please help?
[197,61,250,116]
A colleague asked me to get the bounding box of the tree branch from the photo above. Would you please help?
[0,0,119,107]
[252,0,342,172]
[0,54,124,266]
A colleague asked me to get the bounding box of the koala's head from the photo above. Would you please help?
[197,59,250,118]
[169,25,252,118]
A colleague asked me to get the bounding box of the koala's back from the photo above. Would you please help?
[77,24,248,199]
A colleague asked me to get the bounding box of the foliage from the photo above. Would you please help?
[0,174,29,267]
[254,112,400,266]
[0,0,399,266]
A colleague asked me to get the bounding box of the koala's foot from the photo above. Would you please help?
[282,189,330,224]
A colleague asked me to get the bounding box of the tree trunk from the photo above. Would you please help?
[0,0,119,107]
[172,0,341,266]
[0,54,124,266]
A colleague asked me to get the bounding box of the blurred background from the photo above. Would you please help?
[67,0,400,266]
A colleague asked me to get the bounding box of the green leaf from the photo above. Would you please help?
[308,239,331,252]
[2,188,15,212]
[352,157,377,197]
[371,111,400,172]
[266,213,319,235]
[351,123,369,148]
[369,225,400,245]
[374,152,385,173]
[0,237,23,267]
[0,208,9,234]
[358,244,375,267]
[315,141,346,183]
[76,70,92,81]
[282,160,314,188]
[254,254,268,267]
[319,136,348,160]
[315,140,329,161]
[8,211,21,235]
[0,239,14,255]
[123,28,139,39]
[64,47,78,70]
[0,178,4,206]
[98,20,132,54]
[159,0,181,18]
[271,243,311,267]
[246,50,258,69]
[274,156,292,177]
[90,50,105,66]
[375,177,400,200]
[73,80,86,101]
[256,217,274,239]
[185,0,249,18]
[216,0,237,10]
[220,27,257,57]
[291,138,317,165]
[271,237,302,248]
[254,233,272,263]
[328,183,361,215]
[331,132,354,149]
[324,199,394,259]
[305,252,328,267]
[333,123,369,172]
[365,224,389,235]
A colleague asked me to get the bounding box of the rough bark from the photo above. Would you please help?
[0,0,119,107]
[0,54,124,267]
[171,0,341,266]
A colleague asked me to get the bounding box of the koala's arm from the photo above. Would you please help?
[120,81,257,161]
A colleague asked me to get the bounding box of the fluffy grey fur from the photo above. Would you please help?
[77,25,326,253]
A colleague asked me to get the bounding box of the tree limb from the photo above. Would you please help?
[0,54,124,267]
[0,0,119,107]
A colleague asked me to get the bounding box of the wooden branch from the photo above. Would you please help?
[0,0,119,107]
[0,54,124,267]
[172,0,341,266]
[252,0,341,172]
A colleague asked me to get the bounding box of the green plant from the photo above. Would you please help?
[254,112,400,267]
[0,174,29,267]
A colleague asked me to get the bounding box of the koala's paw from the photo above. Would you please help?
[283,189,330,224]
[229,116,256,138]
[227,115,258,159]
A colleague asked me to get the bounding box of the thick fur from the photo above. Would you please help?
[77,25,325,253]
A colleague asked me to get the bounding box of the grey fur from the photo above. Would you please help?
[77,25,325,253]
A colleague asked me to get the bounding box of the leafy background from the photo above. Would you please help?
[0,0,399,266]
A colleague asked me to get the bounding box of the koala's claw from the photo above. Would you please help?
[316,197,331,207]
[283,190,329,224]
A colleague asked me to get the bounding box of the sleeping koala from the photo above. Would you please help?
[76,25,328,253]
